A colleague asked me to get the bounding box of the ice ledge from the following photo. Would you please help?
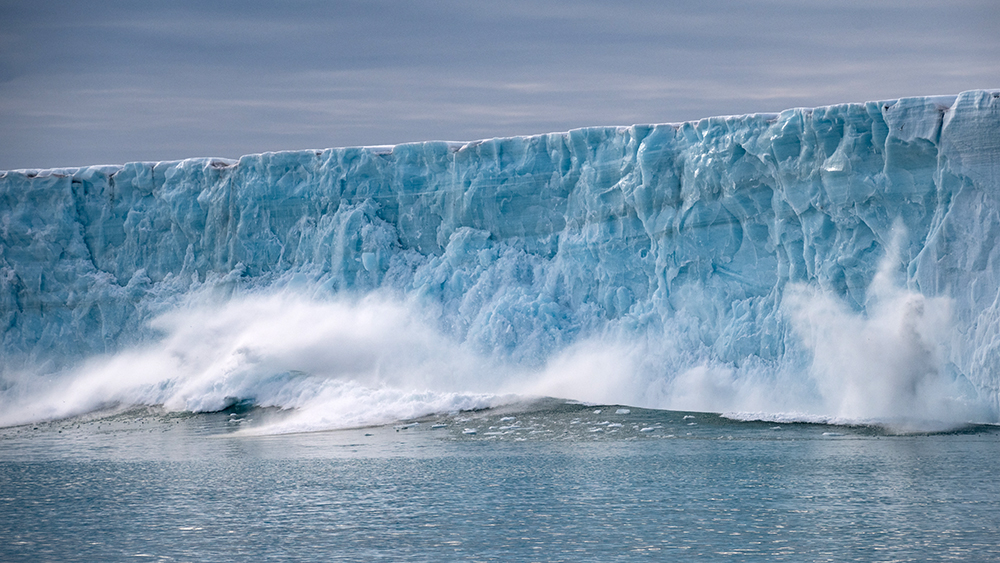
[2,89,998,176]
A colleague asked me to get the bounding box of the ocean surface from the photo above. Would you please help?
[2,403,999,562]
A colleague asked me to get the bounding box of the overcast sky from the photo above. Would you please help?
[2,0,997,169]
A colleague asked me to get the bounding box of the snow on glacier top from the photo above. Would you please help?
[5,91,995,176]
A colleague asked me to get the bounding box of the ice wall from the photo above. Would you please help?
[2,90,999,422]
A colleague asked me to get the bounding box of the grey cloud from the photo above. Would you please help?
[1,0,997,168]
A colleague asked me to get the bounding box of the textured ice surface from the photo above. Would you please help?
[2,90,1000,426]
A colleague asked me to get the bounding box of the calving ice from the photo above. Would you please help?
[2,91,999,431]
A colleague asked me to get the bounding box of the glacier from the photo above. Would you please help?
[2,90,1000,430]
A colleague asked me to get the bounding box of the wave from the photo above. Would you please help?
[0,253,989,434]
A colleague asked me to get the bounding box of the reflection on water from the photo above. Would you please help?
[1,403,998,562]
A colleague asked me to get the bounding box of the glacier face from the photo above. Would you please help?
[2,90,1000,426]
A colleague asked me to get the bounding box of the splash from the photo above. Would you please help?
[0,292,507,430]
[780,231,988,429]
[0,263,990,433]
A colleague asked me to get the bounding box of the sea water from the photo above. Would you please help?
[2,403,998,562]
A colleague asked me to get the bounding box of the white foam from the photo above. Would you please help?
[0,291,514,432]
[781,225,990,428]
[0,233,993,433]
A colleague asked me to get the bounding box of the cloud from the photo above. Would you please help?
[2,0,998,168]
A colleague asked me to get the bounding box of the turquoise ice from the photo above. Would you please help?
[2,90,999,425]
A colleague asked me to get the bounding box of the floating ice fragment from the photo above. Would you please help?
[615,409,631,415]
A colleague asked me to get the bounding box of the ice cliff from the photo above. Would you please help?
[2,90,999,425]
